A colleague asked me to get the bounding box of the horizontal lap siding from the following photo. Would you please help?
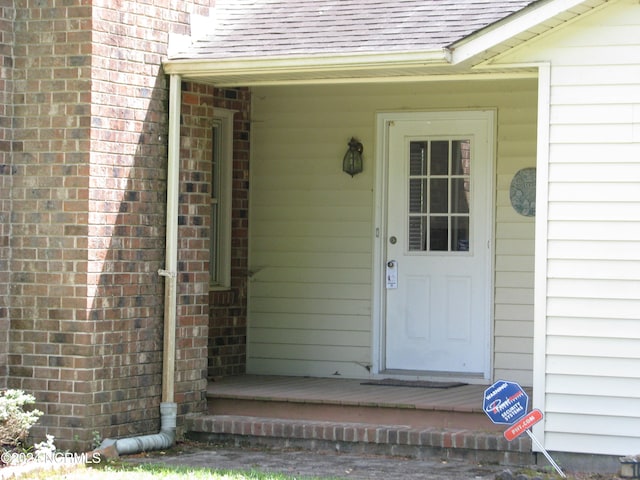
[249,86,374,377]
[249,80,537,379]
[495,99,537,386]
[499,0,640,455]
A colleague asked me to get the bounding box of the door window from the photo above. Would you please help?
[408,139,471,252]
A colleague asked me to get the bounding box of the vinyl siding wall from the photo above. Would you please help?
[495,0,640,456]
[248,79,537,383]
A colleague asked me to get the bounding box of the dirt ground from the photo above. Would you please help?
[123,441,626,480]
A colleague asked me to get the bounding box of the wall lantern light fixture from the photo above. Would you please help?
[342,137,363,177]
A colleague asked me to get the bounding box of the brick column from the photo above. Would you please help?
[8,0,212,450]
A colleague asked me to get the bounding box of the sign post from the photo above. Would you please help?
[483,381,566,478]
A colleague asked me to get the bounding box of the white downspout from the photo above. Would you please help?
[160,73,181,409]
[100,74,182,455]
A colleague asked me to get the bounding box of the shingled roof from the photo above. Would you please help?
[169,0,539,61]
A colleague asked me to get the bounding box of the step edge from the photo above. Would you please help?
[207,395,482,414]
[185,414,531,453]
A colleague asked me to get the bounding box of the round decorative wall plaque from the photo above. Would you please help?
[510,167,536,217]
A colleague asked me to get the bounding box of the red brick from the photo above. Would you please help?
[6,0,213,452]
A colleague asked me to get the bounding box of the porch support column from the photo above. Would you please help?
[532,62,551,449]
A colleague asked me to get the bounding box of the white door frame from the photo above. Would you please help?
[372,110,496,381]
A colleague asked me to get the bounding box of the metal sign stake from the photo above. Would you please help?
[483,381,566,479]
[525,429,566,478]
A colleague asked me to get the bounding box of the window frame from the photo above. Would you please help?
[210,108,234,290]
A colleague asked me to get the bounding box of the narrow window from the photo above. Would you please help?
[210,109,234,289]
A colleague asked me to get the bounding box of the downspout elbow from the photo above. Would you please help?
[99,402,177,456]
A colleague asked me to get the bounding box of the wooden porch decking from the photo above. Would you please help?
[206,375,487,411]
[204,375,495,429]
[186,375,536,465]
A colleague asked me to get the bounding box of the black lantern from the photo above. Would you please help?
[342,137,363,177]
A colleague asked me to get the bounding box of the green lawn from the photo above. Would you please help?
[11,462,339,480]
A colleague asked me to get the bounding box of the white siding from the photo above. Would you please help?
[495,0,640,456]
[249,79,538,381]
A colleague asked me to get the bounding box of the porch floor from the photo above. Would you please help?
[186,375,535,465]
[206,374,487,416]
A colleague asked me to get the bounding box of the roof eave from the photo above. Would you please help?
[448,0,607,66]
[162,49,452,86]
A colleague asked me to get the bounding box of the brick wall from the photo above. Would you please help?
[173,80,211,416]
[10,1,94,449]
[179,83,251,380]
[89,0,171,443]
[0,0,15,389]
[8,0,213,450]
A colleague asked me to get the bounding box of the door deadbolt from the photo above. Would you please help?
[389,236,397,244]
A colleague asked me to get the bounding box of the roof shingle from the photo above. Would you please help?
[170,0,538,60]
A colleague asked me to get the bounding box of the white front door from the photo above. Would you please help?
[382,111,494,377]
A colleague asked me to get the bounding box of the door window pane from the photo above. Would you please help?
[408,216,427,251]
[429,216,448,251]
[430,141,449,175]
[451,140,470,175]
[409,179,427,213]
[430,178,448,213]
[452,216,469,251]
[451,178,468,214]
[409,142,427,176]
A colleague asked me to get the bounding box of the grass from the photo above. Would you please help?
[8,460,339,480]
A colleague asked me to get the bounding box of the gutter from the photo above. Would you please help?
[99,74,182,456]
[162,49,452,86]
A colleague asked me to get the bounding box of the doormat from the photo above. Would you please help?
[361,379,467,389]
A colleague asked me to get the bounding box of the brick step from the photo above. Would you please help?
[185,414,535,466]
